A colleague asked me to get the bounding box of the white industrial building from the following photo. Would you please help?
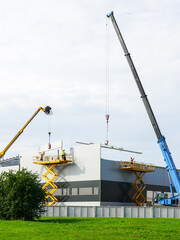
[0,143,178,206]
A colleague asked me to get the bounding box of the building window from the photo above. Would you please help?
[59,187,99,196]
[62,188,69,196]
[147,191,153,202]
[55,188,62,195]
[79,187,92,195]
[93,187,99,195]
[71,188,78,195]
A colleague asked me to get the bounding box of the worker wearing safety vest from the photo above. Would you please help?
[62,149,66,160]
[130,157,134,165]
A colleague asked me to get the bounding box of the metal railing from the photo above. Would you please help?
[33,154,73,162]
[121,161,155,171]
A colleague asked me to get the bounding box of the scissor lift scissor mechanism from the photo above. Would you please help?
[121,161,155,206]
[33,154,72,206]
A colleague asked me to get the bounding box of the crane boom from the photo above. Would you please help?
[107,11,180,205]
[0,106,52,159]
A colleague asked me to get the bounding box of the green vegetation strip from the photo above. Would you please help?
[0,217,180,240]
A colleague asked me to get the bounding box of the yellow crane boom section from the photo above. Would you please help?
[0,106,51,159]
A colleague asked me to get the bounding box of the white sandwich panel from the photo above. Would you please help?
[55,143,101,182]
[19,143,101,183]
[38,140,63,153]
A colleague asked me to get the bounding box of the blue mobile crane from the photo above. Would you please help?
[107,11,180,206]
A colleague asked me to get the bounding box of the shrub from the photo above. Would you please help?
[0,168,46,220]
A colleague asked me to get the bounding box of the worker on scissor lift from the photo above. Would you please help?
[130,157,134,165]
[40,152,44,161]
[62,149,66,160]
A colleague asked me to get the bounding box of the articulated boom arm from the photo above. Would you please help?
[107,11,180,200]
[0,106,52,159]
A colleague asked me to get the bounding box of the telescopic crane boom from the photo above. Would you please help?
[0,106,52,159]
[107,11,180,205]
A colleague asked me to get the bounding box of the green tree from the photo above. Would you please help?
[0,169,46,220]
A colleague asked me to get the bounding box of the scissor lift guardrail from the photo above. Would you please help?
[33,154,73,206]
[120,161,155,206]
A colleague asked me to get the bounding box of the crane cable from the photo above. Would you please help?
[105,17,110,145]
[48,113,52,149]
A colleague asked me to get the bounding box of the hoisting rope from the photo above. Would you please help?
[47,113,52,149]
[48,132,51,149]
[105,17,110,145]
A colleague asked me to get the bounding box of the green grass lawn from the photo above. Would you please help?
[0,217,179,240]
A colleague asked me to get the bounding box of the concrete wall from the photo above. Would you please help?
[43,206,180,218]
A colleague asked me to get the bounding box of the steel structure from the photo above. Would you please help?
[107,11,180,205]
[76,141,142,154]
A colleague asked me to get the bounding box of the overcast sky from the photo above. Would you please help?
[0,0,180,168]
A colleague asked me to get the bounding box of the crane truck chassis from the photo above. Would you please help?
[107,11,180,206]
[0,106,52,159]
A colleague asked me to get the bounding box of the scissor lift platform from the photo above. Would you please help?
[120,161,155,206]
[34,159,72,165]
[33,154,73,206]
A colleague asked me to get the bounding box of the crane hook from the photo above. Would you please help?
[105,114,110,145]
[106,114,109,123]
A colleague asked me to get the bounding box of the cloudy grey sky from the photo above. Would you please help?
[1,0,180,168]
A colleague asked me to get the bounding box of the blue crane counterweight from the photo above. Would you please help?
[107,11,180,206]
